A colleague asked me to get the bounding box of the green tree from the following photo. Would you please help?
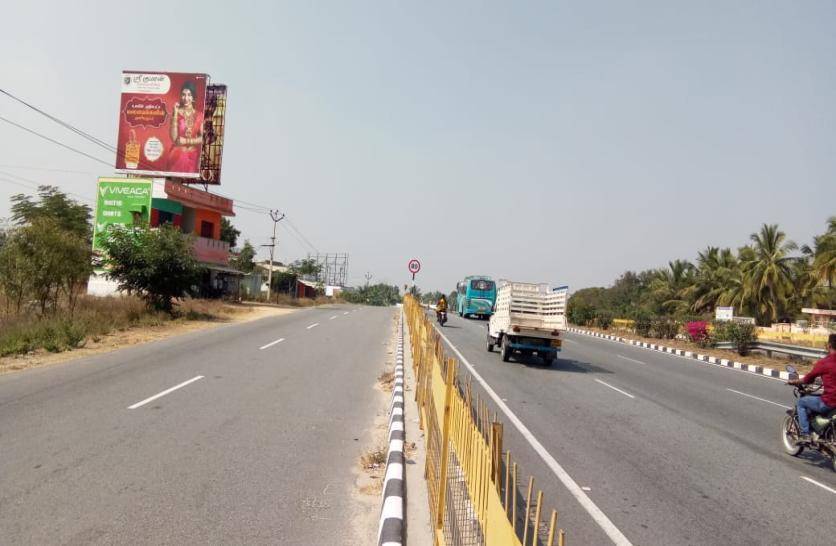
[646,260,695,316]
[220,218,240,248]
[11,186,91,240]
[802,216,836,292]
[101,224,203,312]
[742,224,797,324]
[0,218,92,314]
[290,258,323,281]
[231,240,256,273]
[343,283,401,306]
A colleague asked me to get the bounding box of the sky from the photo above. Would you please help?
[0,1,834,292]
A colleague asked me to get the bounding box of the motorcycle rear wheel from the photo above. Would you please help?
[782,415,804,457]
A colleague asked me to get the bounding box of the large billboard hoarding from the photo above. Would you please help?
[93,178,153,252]
[199,84,227,184]
[115,72,208,179]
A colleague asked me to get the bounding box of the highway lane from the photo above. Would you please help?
[0,304,393,545]
[431,311,836,545]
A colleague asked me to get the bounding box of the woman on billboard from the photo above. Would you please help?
[168,81,203,174]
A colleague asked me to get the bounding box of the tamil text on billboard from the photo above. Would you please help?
[115,71,208,179]
[93,178,153,252]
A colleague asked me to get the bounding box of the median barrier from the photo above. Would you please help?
[404,295,566,546]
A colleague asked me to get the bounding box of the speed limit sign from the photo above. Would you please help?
[408,258,421,279]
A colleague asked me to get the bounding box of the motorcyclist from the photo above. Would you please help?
[788,333,836,443]
[436,295,447,321]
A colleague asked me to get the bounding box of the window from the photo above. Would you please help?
[200,220,214,238]
[470,279,495,291]
[157,210,174,225]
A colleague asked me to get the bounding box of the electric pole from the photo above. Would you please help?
[263,210,285,302]
[365,272,373,287]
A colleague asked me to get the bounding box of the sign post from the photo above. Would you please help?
[407,258,421,281]
[407,258,421,294]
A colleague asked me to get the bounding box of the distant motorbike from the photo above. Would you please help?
[436,309,448,326]
[781,365,836,472]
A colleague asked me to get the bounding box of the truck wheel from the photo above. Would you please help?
[543,355,555,367]
[501,337,512,362]
[486,335,494,352]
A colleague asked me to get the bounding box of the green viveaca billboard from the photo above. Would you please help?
[93,177,153,251]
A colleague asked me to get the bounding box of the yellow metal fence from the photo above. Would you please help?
[405,296,566,546]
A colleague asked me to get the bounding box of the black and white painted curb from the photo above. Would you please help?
[568,327,804,380]
[378,314,405,546]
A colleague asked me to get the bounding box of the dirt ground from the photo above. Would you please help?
[0,303,296,376]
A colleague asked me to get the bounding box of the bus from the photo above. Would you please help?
[456,276,497,318]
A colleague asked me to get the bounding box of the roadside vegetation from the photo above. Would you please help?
[569,219,835,327]
[342,283,401,306]
[567,219,835,357]
[0,187,231,359]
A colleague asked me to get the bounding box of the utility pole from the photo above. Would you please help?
[263,210,285,302]
[365,272,373,287]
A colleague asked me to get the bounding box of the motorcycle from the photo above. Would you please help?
[781,364,836,472]
[436,309,448,326]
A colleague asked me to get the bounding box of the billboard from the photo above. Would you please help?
[199,84,227,184]
[93,178,153,252]
[115,71,208,179]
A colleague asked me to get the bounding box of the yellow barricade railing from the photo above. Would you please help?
[404,296,566,546]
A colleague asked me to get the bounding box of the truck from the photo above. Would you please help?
[486,281,568,366]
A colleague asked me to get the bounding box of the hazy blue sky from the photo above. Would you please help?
[1,1,833,291]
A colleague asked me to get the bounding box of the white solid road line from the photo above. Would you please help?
[726,388,791,410]
[432,325,633,546]
[307,323,319,329]
[617,355,646,365]
[594,379,636,399]
[801,476,836,495]
[128,376,204,410]
[562,339,577,344]
[259,338,285,350]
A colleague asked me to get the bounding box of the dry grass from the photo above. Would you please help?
[0,296,252,358]
[378,370,395,391]
[360,446,388,470]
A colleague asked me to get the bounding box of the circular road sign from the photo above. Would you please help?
[408,259,421,275]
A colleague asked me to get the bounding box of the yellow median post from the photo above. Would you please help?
[434,357,457,530]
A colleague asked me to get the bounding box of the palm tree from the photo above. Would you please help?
[802,216,836,290]
[742,224,797,324]
[648,259,695,316]
[715,246,754,315]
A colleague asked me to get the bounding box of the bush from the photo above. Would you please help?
[686,321,710,347]
[652,317,680,339]
[712,321,757,355]
[567,302,596,326]
[633,313,654,337]
[595,311,614,330]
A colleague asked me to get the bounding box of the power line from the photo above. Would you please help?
[0,165,99,176]
[0,89,324,253]
[285,217,319,254]
[0,171,95,204]
[0,115,113,167]
[0,88,118,153]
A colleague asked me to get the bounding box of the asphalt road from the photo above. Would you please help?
[0,304,394,546]
[432,311,836,545]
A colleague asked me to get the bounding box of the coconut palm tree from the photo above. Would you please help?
[802,216,836,290]
[742,224,797,324]
[648,259,695,316]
